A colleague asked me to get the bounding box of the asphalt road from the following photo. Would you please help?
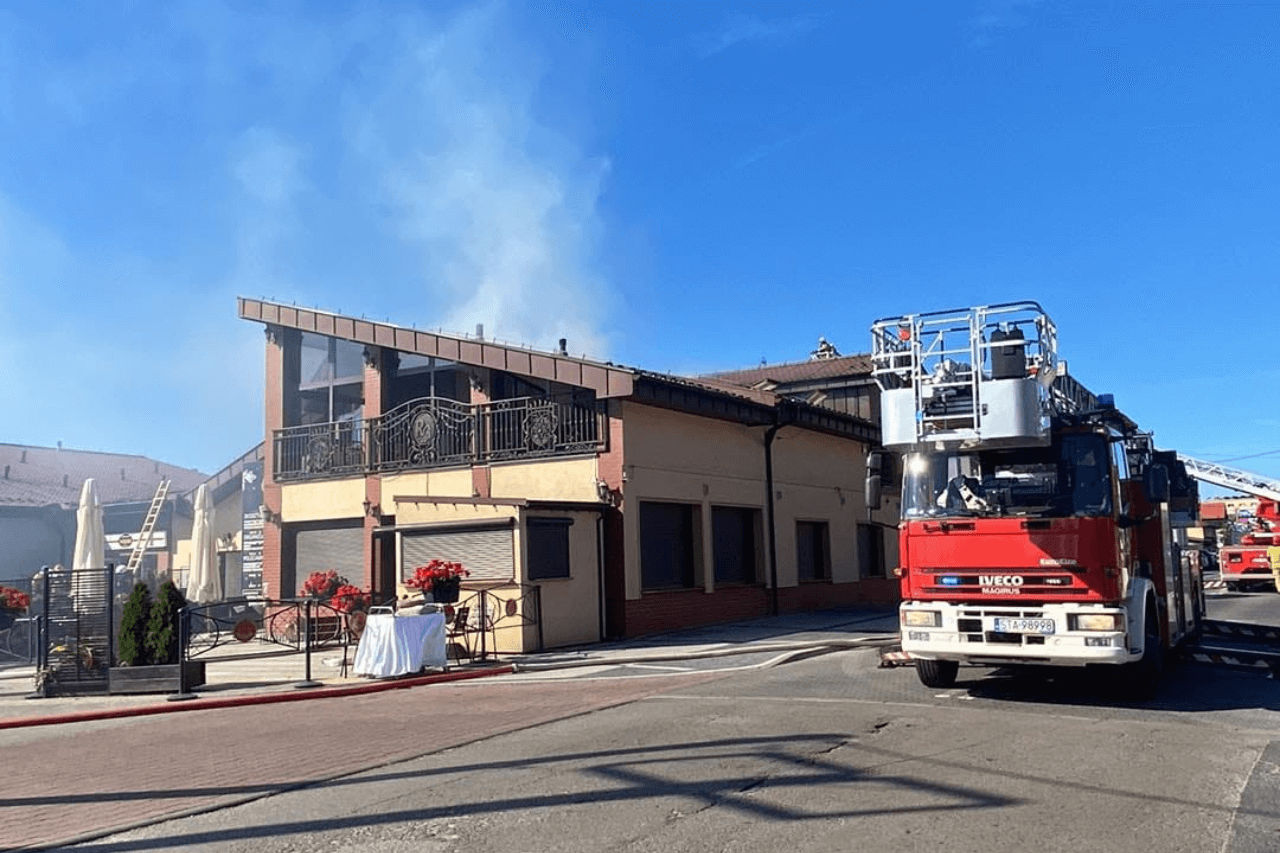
[59,590,1280,853]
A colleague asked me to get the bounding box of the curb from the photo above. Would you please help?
[0,665,512,730]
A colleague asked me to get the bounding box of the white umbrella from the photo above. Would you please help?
[71,478,105,610]
[188,483,221,604]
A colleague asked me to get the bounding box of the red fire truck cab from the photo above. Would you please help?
[869,302,1202,693]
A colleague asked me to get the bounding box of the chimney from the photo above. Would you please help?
[57,441,62,451]
[20,450,26,463]
[475,323,484,340]
[63,474,69,488]
[121,468,126,480]
[3,465,8,479]
[557,338,568,356]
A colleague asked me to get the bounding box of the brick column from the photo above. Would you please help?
[470,369,491,498]
[362,346,387,592]
[261,325,288,600]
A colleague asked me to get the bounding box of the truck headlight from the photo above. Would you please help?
[1069,613,1121,632]
[902,610,941,628]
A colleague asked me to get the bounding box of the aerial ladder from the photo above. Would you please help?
[125,478,170,574]
[1176,456,1280,503]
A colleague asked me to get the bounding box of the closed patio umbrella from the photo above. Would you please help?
[70,478,105,611]
[187,483,221,604]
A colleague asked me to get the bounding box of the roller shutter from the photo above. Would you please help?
[295,523,365,581]
[401,525,515,581]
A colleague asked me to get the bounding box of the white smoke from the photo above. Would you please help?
[345,3,614,357]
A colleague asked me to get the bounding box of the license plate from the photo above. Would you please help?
[992,618,1055,635]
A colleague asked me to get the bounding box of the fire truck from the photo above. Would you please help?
[1177,457,1280,592]
[866,302,1203,693]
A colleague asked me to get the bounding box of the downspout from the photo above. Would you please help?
[596,510,607,641]
[764,419,783,617]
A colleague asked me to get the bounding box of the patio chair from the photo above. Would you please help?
[445,605,472,664]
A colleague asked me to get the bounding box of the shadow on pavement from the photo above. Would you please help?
[955,658,1279,713]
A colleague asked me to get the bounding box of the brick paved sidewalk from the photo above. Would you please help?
[0,671,721,851]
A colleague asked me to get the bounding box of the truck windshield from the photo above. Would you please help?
[902,434,1113,519]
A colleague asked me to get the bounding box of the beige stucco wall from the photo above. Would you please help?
[490,457,600,503]
[379,468,474,507]
[391,499,600,651]
[281,478,366,522]
[619,401,899,599]
[518,508,600,649]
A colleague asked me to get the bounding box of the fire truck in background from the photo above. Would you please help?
[1177,457,1280,592]
[865,302,1202,694]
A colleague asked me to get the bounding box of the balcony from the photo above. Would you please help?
[273,393,607,481]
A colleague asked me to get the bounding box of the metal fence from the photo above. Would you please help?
[36,567,113,695]
[275,393,607,481]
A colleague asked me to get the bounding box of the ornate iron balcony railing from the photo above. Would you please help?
[273,393,606,481]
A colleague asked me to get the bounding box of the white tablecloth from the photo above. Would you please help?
[353,612,447,677]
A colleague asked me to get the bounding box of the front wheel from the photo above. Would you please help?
[1121,601,1164,700]
[916,658,959,688]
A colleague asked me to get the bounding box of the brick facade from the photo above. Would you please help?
[625,585,770,637]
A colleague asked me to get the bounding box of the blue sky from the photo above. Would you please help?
[1,1,1277,493]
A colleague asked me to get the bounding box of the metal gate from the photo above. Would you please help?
[37,566,113,695]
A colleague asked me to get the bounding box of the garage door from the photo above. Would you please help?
[400,525,515,582]
[295,523,364,584]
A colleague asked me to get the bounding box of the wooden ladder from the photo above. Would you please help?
[125,478,170,572]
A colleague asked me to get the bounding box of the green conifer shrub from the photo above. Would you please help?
[146,580,188,665]
[118,583,152,666]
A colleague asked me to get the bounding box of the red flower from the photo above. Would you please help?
[405,559,470,591]
[330,584,371,614]
[300,570,348,599]
[0,586,29,612]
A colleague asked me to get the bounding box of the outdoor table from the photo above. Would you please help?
[352,611,447,677]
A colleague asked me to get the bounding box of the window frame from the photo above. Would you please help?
[526,517,573,581]
[796,520,832,582]
[711,505,762,586]
[639,501,700,591]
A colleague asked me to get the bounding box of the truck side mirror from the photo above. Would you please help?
[866,452,884,507]
[1144,464,1170,504]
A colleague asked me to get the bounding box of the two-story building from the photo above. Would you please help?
[239,298,900,652]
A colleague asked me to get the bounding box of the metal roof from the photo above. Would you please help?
[239,298,635,399]
[0,443,207,508]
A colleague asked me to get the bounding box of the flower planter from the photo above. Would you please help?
[431,579,461,603]
[108,661,206,695]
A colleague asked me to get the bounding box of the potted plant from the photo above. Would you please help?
[330,583,372,639]
[296,570,353,644]
[117,583,152,667]
[300,570,348,601]
[406,560,470,603]
[110,580,205,693]
[0,585,30,633]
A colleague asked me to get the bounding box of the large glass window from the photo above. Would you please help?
[640,502,699,590]
[901,433,1113,519]
[712,506,759,585]
[387,356,470,408]
[289,333,365,426]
